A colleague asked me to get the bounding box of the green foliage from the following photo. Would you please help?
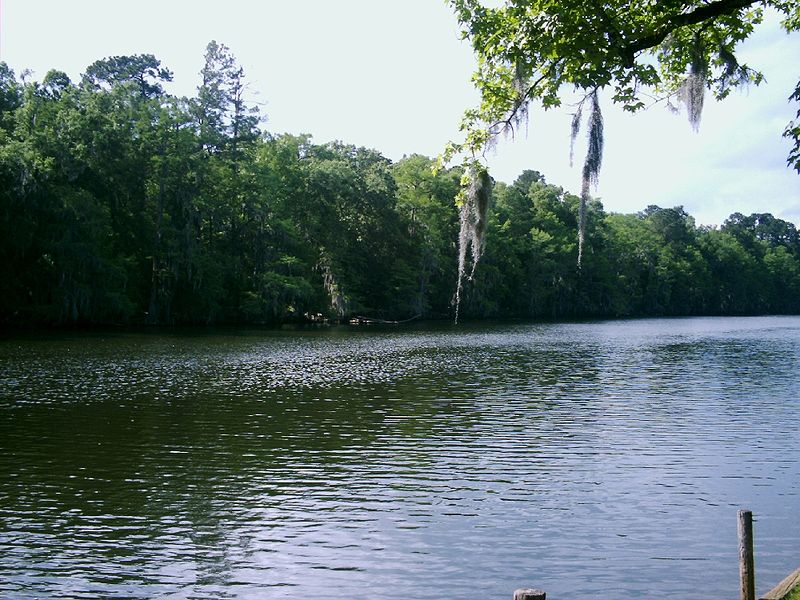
[1,47,799,327]
[82,54,173,99]
[393,155,462,316]
[786,80,800,172]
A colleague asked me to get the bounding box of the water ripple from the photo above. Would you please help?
[0,316,799,599]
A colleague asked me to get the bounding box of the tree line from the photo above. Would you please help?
[1,44,799,327]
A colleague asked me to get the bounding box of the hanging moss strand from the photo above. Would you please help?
[453,164,493,323]
[578,90,603,267]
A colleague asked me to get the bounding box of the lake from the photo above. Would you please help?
[1,316,798,599]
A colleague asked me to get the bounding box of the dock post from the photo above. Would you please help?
[513,589,545,600]
[739,509,755,600]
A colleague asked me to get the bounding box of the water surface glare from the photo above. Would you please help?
[1,317,798,599]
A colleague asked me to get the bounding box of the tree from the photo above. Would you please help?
[722,211,800,258]
[697,227,763,313]
[298,142,414,319]
[392,154,461,317]
[82,54,173,100]
[445,0,800,261]
[193,41,260,157]
[0,63,22,132]
[0,64,139,324]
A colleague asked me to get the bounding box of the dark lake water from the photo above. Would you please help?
[1,316,799,599]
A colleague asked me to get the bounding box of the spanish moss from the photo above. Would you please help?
[578,89,603,267]
[717,43,760,96]
[569,100,584,167]
[453,164,492,322]
[679,40,707,132]
[319,251,349,318]
[679,68,705,132]
[507,62,531,139]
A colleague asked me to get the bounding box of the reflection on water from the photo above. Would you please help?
[1,317,799,599]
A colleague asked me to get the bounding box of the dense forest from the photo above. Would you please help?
[2,43,799,327]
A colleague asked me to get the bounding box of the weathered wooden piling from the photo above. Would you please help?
[739,509,756,600]
[513,589,546,600]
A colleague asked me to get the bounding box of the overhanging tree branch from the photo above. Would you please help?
[621,0,763,64]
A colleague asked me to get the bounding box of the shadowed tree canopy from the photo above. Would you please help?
[3,40,800,327]
[444,0,800,265]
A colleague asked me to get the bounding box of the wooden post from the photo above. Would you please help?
[739,509,755,600]
[513,589,545,600]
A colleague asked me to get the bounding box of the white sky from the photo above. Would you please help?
[1,0,798,226]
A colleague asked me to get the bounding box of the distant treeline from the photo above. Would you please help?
[2,45,799,327]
